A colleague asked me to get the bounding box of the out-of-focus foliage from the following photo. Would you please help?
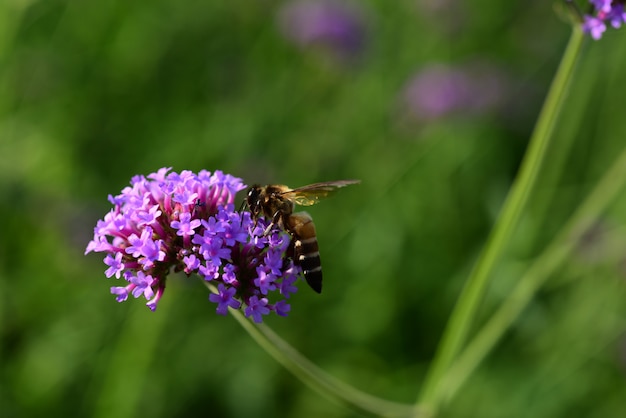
[1,1,625,417]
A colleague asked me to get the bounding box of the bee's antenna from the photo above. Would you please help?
[193,199,205,217]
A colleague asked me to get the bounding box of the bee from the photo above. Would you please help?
[245,180,360,293]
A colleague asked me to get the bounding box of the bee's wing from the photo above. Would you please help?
[280,180,360,206]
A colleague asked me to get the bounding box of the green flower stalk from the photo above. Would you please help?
[416,25,585,414]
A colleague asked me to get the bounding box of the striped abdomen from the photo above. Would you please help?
[288,212,322,293]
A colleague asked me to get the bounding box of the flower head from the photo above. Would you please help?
[581,0,626,39]
[86,168,303,321]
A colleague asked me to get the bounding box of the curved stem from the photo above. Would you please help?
[204,282,419,418]
[417,27,585,413]
[438,144,626,403]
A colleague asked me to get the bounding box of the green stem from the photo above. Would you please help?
[204,282,418,418]
[416,27,584,413]
[437,144,626,404]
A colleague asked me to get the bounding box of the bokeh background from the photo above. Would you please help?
[2,1,626,417]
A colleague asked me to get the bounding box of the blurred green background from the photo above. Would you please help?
[2,1,626,417]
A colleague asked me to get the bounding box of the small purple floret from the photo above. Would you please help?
[245,296,271,323]
[130,271,155,300]
[274,300,292,317]
[209,283,242,315]
[583,16,607,39]
[104,252,124,278]
[171,212,202,237]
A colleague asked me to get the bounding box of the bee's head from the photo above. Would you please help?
[246,185,262,216]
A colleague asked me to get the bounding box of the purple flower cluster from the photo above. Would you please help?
[85,168,301,322]
[582,0,626,39]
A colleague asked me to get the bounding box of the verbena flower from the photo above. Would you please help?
[400,62,509,122]
[85,168,302,322]
[582,0,626,39]
[277,0,368,63]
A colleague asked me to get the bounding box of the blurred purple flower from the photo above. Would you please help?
[277,0,368,62]
[400,63,509,122]
[582,0,626,39]
[86,168,303,321]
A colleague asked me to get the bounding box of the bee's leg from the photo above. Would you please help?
[263,211,282,236]
[293,237,303,262]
